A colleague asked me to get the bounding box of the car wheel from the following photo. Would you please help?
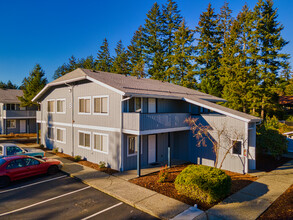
[0,176,10,188]
[47,165,59,175]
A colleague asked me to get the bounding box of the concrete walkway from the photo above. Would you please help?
[193,159,293,220]
[44,152,191,220]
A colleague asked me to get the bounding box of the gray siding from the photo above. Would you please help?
[39,80,123,171]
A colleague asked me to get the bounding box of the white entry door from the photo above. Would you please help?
[148,135,156,163]
[20,120,26,133]
[148,98,156,113]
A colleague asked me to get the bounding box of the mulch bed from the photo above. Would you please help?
[256,154,291,172]
[0,133,36,138]
[258,184,293,219]
[44,150,119,175]
[129,164,257,211]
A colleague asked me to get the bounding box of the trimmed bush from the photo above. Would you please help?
[175,165,231,204]
[39,144,44,149]
[99,161,106,168]
[52,147,59,154]
[157,165,169,183]
[74,155,82,162]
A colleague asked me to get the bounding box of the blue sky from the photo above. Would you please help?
[0,0,292,86]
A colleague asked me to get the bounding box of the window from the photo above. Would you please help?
[0,146,2,155]
[93,133,108,153]
[93,96,108,114]
[6,146,23,156]
[56,128,66,143]
[23,158,40,166]
[6,159,25,169]
[232,140,242,155]
[48,127,54,140]
[7,120,16,128]
[6,104,16,111]
[47,100,55,113]
[135,98,141,112]
[128,98,142,112]
[127,136,137,156]
[56,99,65,113]
[79,131,91,148]
[79,97,91,114]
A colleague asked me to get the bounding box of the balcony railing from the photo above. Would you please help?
[2,110,36,118]
[123,113,190,132]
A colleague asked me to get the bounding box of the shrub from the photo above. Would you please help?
[157,165,169,183]
[99,161,106,168]
[39,144,44,149]
[52,147,59,154]
[74,155,82,162]
[175,165,231,204]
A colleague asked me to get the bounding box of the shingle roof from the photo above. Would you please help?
[33,68,261,122]
[0,89,23,104]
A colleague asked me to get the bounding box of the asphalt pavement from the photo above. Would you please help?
[0,173,157,220]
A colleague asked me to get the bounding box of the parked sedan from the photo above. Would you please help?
[0,143,45,158]
[0,155,63,187]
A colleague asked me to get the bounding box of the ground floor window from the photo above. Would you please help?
[48,127,54,140]
[7,120,16,128]
[79,131,91,149]
[93,133,108,153]
[232,140,242,155]
[127,136,137,156]
[56,128,66,143]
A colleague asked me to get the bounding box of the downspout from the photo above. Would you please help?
[120,96,132,172]
[244,122,249,174]
[66,82,75,156]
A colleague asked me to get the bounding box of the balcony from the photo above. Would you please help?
[123,113,190,134]
[2,110,36,119]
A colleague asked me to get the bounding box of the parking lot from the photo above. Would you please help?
[0,172,157,220]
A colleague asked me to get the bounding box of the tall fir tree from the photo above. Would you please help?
[142,2,165,80]
[195,3,222,97]
[161,0,183,82]
[0,80,18,89]
[111,40,130,75]
[128,26,145,77]
[95,38,113,72]
[253,0,289,118]
[18,64,47,107]
[169,20,195,88]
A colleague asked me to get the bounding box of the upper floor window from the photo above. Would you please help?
[47,100,55,113]
[79,97,91,114]
[93,96,108,114]
[129,97,142,113]
[6,104,16,110]
[231,140,242,155]
[7,120,16,128]
[56,99,65,113]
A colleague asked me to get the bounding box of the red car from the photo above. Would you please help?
[0,155,63,187]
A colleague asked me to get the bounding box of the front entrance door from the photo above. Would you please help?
[20,120,26,133]
[148,135,156,164]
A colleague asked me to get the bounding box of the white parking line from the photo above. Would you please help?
[82,202,123,220]
[0,175,67,194]
[0,186,91,217]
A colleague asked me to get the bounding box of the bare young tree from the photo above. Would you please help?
[185,117,247,169]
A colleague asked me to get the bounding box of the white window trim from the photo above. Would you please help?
[47,99,55,113]
[7,119,16,129]
[93,132,109,154]
[56,98,66,114]
[78,130,91,150]
[127,135,143,157]
[56,127,66,144]
[230,139,243,156]
[78,97,91,115]
[47,126,55,141]
[92,95,109,116]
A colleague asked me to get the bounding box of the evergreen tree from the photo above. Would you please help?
[128,26,145,77]
[18,64,47,107]
[161,0,183,82]
[0,80,18,89]
[195,3,222,97]
[169,20,195,88]
[253,0,289,118]
[111,40,130,75]
[142,3,165,80]
[95,38,113,72]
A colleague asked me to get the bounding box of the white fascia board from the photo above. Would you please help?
[86,76,125,95]
[184,98,252,123]
[123,93,182,100]
[32,76,87,102]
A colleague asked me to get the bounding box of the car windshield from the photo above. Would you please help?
[0,158,6,166]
